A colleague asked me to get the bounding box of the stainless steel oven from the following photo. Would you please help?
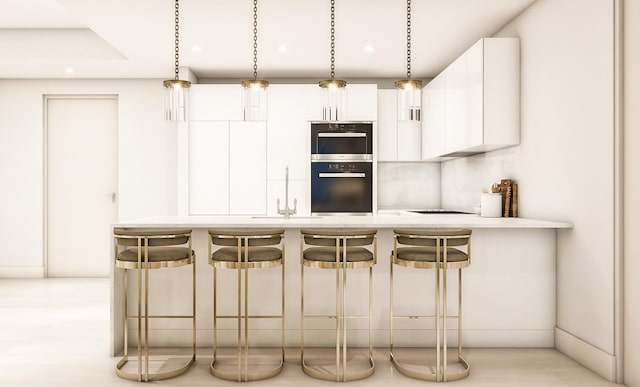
[311,122,373,161]
[310,121,374,215]
[311,161,372,215]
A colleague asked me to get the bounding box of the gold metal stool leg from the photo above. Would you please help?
[301,235,375,382]
[389,232,470,383]
[209,233,285,382]
[115,234,196,382]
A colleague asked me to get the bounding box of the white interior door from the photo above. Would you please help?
[46,96,118,277]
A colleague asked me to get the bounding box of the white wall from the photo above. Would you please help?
[440,0,617,377]
[0,79,177,273]
[623,0,640,385]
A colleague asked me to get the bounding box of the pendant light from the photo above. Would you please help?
[163,0,191,122]
[241,0,269,121]
[395,0,423,122]
[318,0,346,121]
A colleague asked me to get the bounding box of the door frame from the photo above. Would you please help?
[43,94,118,277]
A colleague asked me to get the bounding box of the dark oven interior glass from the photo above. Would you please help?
[317,135,368,155]
[311,122,372,158]
[311,162,372,214]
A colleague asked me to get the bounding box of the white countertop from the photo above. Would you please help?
[113,212,572,229]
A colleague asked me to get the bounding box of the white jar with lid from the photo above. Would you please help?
[480,193,502,217]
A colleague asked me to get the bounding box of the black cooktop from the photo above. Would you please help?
[409,209,471,214]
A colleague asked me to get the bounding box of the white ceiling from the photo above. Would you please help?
[0,0,537,80]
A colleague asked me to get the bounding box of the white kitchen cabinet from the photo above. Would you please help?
[189,121,230,215]
[346,84,377,121]
[305,83,377,122]
[267,85,311,180]
[229,121,267,215]
[377,89,398,161]
[397,121,422,160]
[444,52,468,154]
[189,121,266,215]
[304,86,323,121]
[422,37,520,160]
[422,77,446,159]
[189,84,243,121]
[378,89,422,161]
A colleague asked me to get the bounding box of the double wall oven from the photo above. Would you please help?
[310,122,373,215]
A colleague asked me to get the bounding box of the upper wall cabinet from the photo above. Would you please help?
[422,37,520,160]
[378,89,422,161]
[189,84,243,121]
[346,84,377,121]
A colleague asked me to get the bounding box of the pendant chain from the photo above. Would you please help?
[330,0,336,79]
[253,0,258,80]
[174,0,180,80]
[406,0,412,79]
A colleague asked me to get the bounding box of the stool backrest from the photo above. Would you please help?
[301,229,377,247]
[114,228,191,246]
[394,229,472,247]
[209,229,284,247]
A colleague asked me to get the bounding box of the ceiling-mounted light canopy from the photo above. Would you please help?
[319,0,346,121]
[396,0,422,122]
[242,0,269,121]
[163,0,191,122]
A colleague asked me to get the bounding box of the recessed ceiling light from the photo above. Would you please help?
[192,45,202,53]
[364,44,374,53]
[65,67,75,74]
[277,44,288,53]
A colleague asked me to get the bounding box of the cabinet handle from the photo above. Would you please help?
[105,192,116,203]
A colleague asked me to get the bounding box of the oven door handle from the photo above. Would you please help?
[317,132,367,138]
[318,173,366,178]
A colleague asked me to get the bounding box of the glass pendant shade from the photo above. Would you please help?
[242,79,269,121]
[163,79,191,122]
[319,79,347,121]
[395,79,423,122]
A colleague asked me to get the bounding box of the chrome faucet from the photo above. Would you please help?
[277,166,297,218]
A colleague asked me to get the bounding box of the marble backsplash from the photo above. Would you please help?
[377,162,441,210]
[440,147,519,212]
[377,147,518,212]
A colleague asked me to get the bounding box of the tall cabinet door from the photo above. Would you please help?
[267,85,310,181]
[189,121,230,215]
[229,121,267,215]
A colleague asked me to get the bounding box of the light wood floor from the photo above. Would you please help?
[0,278,624,386]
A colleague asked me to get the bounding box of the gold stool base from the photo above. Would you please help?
[115,354,195,382]
[390,350,469,382]
[302,349,375,382]
[210,352,284,382]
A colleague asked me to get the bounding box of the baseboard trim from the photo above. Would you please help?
[0,266,45,278]
[555,327,616,382]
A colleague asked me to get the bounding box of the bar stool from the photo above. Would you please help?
[300,228,377,382]
[390,229,472,382]
[113,228,196,382]
[207,229,285,382]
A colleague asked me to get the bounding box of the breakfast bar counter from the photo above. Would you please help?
[110,214,572,356]
[112,213,572,229]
